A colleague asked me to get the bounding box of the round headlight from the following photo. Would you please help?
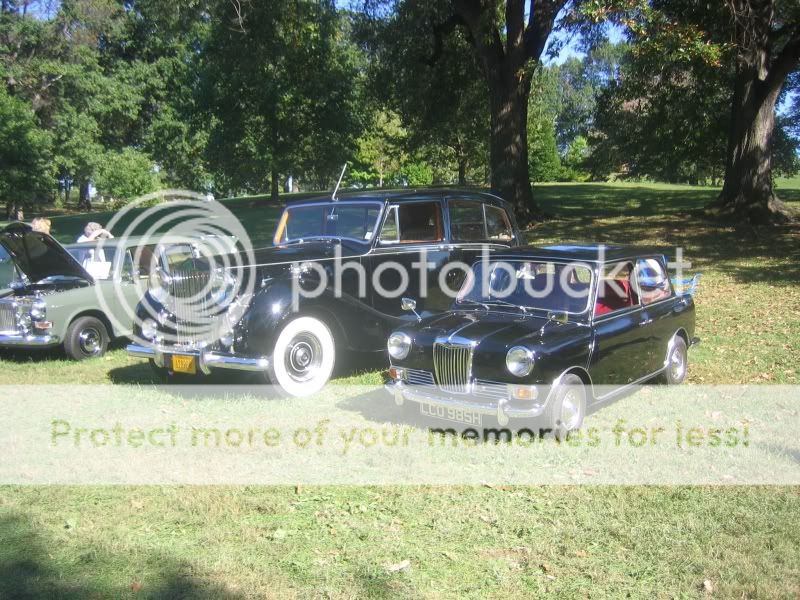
[506,346,534,377]
[387,332,412,360]
[141,318,159,340]
[30,299,47,320]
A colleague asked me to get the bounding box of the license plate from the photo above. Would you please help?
[419,402,482,426]
[171,355,196,375]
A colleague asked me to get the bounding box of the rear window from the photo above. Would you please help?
[449,200,513,242]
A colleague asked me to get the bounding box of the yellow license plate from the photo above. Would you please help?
[171,355,196,374]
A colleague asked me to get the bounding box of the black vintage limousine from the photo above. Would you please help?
[385,244,699,431]
[128,189,521,395]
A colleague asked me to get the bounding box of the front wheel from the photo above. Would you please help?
[543,374,587,436]
[268,316,336,397]
[64,316,109,360]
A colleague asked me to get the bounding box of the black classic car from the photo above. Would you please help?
[385,244,699,432]
[127,190,521,395]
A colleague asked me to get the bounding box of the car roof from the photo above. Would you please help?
[284,188,512,209]
[64,234,236,249]
[492,244,663,264]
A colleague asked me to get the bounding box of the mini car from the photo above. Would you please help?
[384,244,699,432]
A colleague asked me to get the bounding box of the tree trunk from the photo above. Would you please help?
[487,70,536,224]
[270,167,280,203]
[711,0,800,224]
[78,180,91,211]
[714,82,784,223]
[457,157,467,186]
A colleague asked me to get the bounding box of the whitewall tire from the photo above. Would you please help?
[269,316,336,396]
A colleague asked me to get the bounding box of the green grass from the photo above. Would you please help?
[1,180,800,598]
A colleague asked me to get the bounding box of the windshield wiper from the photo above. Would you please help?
[284,236,341,245]
[484,298,529,314]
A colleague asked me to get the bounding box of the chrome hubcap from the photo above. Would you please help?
[560,389,582,430]
[79,327,102,355]
[670,347,686,381]
[285,333,322,383]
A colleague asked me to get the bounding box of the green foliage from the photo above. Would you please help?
[201,1,366,196]
[359,1,489,185]
[0,85,52,205]
[94,148,159,201]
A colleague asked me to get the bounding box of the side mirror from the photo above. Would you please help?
[546,311,569,325]
[401,297,421,322]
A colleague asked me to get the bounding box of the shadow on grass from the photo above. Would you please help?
[0,513,241,599]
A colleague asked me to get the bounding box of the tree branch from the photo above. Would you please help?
[765,28,800,92]
[425,13,468,66]
[523,0,564,61]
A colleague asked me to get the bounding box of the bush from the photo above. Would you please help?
[94,148,159,202]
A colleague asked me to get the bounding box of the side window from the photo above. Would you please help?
[636,258,672,304]
[594,261,639,316]
[379,202,443,244]
[485,205,514,241]
[450,200,486,241]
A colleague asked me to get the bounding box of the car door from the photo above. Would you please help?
[367,199,453,319]
[589,261,652,388]
[634,256,683,373]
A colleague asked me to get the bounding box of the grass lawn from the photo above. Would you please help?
[1,181,799,598]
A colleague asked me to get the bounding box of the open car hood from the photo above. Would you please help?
[0,223,93,284]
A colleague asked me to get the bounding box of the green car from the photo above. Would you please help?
[0,222,211,360]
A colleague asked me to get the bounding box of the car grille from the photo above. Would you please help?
[406,368,435,387]
[169,271,213,344]
[433,343,473,394]
[0,302,17,333]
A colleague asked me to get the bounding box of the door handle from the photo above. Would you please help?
[639,319,653,326]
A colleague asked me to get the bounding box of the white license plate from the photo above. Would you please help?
[419,402,483,426]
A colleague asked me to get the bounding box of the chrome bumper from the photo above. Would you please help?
[127,343,269,374]
[385,381,545,426]
[0,332,60,348]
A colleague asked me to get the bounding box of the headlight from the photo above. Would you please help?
[141,318,159,340]
[506,346,534,377]
[30,298,47,320]
[219,329,234,348]
[387,332,412,360]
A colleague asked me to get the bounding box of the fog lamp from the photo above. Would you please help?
[141,318,159,340]
[389,367,406,381]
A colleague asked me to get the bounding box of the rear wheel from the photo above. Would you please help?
[663,336,688,385]
[268,316,336,396]
[64,316,109,360]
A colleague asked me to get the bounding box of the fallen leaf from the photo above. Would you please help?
[385,559,411,573]
[575,550,588,558]
[271,529,287,540]
[702,579,713,593]
[130,581,143,593]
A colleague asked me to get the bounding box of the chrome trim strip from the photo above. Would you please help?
[385,381,545,420]
[126,344,269,373]
[0,333,60,347]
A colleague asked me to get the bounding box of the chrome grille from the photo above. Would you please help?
[474,379,508,401]
[433,343,473,394]
[169,271,212,345]
[0,302,17,333]
[406,368,434,387]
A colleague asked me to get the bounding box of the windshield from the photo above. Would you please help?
[457,260,594,315]
[276,202,382,244]
[67,246,118,280]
